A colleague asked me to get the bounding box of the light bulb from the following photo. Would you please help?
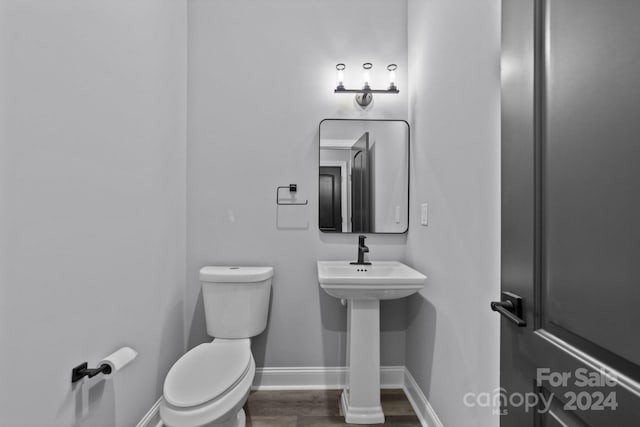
[336,63,345,90]
[362,63,372,89]
[387,64,397,90]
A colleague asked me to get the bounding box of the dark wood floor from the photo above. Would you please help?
[244,389,421,426]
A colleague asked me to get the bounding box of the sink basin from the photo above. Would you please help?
[317,260,427,424]
[317,261,426,300]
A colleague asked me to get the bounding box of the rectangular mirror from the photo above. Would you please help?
[319,119,409,234]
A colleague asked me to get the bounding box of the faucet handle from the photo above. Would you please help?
[358,235,367,245]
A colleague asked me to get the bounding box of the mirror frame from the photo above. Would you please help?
[318,118,410,234]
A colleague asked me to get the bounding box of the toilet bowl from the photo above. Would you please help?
[160,339,254,427]
[160,266,273,427]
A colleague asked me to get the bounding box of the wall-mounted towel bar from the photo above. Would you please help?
[276,184,308,206]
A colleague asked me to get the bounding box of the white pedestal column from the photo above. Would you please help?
[341,299,384,424]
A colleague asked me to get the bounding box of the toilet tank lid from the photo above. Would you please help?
[200,266,274,283]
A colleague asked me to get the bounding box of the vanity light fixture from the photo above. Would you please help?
[334,62,399,108]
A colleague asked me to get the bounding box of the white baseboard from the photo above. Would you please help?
[137,366,442,427]
[252,365,405,390]
[403,369,444,427]
[135,397,163,427]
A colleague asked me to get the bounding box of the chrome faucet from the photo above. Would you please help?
[350,235,371,265]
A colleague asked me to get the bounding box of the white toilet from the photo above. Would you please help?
[160,266,273,427]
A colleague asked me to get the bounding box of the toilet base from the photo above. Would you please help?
[163,402,248,427]
[204,408,245,427]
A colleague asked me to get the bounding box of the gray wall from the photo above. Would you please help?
[0,1,503,425]
[369,124,409,232]
[0,1,187,426]
[186,0,409,367]
[405,0,501,426]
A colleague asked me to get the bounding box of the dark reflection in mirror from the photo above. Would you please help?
[319,119,409,234]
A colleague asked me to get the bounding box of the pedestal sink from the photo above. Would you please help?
[317,261,427,424]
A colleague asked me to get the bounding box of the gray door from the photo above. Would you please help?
[351,132,371,233]
[499,0,640,425]
[319,166,342,232]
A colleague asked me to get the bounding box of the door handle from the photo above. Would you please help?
[491,291,526,327]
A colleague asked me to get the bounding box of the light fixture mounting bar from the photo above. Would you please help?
[334,89,400,94]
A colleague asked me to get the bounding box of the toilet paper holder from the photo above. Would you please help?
[71,362,111,383]
[71,347,137,383]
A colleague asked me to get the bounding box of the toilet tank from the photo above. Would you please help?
[199,266,273,339]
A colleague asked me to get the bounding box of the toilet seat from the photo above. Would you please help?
[164,339,251,407]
